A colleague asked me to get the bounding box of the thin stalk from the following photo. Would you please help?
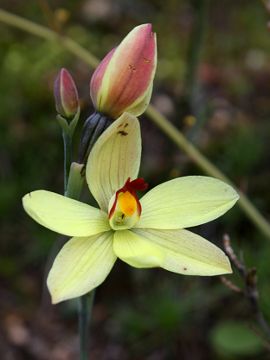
[63,112,109,358]
[79,292,95,360]
[185,0,208,99]
[0,8,99,68]
[146,105,270,240]
[1,8,270,239]
[185,0,209,141]
[63,131,72,194]
[63,132,92,358]
[63,133,91,358]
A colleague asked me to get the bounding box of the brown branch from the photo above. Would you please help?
[221,234,270,341]
[223,234,246,276]
[220,276,243,294]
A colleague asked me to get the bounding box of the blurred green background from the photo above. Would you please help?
[1,0,270,359]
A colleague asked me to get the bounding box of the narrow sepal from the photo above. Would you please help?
[48,231,116,303]
[86,113,141,211]
[136,176,239,230]
[22,190,110,237]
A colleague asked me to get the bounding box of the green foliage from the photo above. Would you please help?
[111,282,184,343]
[222,126,264,178]
[210,321,264,357]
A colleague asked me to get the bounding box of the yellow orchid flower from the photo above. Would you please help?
[22,113,239,304]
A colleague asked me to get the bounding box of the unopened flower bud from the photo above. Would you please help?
[90,24,157,119]
[54,68,79,119]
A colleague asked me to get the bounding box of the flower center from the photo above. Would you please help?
[108,177,148,230]
[118,191,137,216]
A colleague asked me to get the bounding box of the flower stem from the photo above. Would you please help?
[79,292,95,360]
[185,0,208,99]
[185,0,209,141]
[63,131,72,194]
[1,8,270,239]
[65,167,91,359]
[63,137,92,358]
[146,104,270,240]
[0,9,99,68]
[62,115,109,358]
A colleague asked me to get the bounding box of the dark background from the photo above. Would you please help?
[1,0,270,359]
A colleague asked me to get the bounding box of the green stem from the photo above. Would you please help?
[63,131,72,194]
[146,105,270,239]
[65,162,92,359]
[185,0,209,141]
[0,8,99,68]
[185,0,208,99]
[63,139,91,358]
[1,8,270,239]
[79,292,95,360]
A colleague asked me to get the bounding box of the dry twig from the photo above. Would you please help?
[221,234,270,342]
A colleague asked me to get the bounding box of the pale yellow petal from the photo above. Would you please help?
[86,113,141,211]
[114,228,231,275]
[47,231,116,303]
[113,230,164,268]
[22,190,110,236]
[136,176,239,229]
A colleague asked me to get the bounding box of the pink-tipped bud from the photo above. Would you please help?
[90,24,157,119]
[54,68,79,119]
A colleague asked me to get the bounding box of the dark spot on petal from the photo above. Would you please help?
[117,130,128,136]
[124,123,129,128]
[183,267,187,271]
[129,64,136,71]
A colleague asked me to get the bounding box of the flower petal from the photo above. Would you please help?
[113,230,164,268]
[47,231,116,303]
[86,113,141,212]
[114,228,231,275]
[90,48,116,110]
[135,228,232,275]
[136,176,239,229]
[22,190,110,236]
